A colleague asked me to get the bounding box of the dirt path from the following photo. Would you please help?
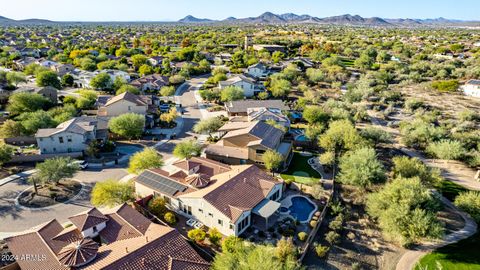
[395,195,477,270]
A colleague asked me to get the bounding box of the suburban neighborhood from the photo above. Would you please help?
[0,1,480,270]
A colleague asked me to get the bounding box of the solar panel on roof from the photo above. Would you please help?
[137,171,187,196]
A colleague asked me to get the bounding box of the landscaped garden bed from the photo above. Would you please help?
[17,179,82,208]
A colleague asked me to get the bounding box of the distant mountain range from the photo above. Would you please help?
[0,12,478,27]
[178,12,480,27]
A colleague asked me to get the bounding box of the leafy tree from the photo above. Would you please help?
[367,177,443,246]
[193,117,224,139]
[18,110,56,135]
[338,147,385,188]
[7,92,51,116]
[6,71,26,87]
[314,243,329,258]
[262,150,284,173]
[400,118,445,149]
[392,156,440,185]
[305,124,324,142]
[303,106,329,125]
[431,80,459,92]
[360,127,392,145]
[47,104,77,124]
[35,157,79,185]
[212,241,300,270]
[169,75,185,85]
[220,86,244,102]
[160,86,175,97]
[427,139,466,161]
[275,237,297,262]
[164,212,176,225]
[90,73,113,90]
[109,113,145,139]
[188,228,206,243]
[138,64,154,76]
[159,107,177,124]
[306,68,325,83]
[113,76,127,90]
[61,73,74,87]
[116,84,140,95]
[319,120,367,157]
[454,191,480,223]
[91,180,135,207]
[128,148,164,174]
[270,78,291,98]
[208,227,222,246]
[0,120,24,137]
[221,236,243,253]
[173,140,202,159]
[148,197,167,217]
[325,231,340,245]
[272,51,285,63]
[36,70,61,89]
[131,54,148,68]
[0,144,14,166]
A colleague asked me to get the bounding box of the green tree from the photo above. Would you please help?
[91,180,135,207]
[0,120,24,137]
[220,86,244,102]
[131,54,148,68]
[360,127,392,146]
[275,237,297,262]
[221,236,243,253]
[188,228,206,243]
[319,120,367,158]
[270,78,291,98]
[208,227,222,246]
[90,73,113,91]
[193,117,224,139]
[0,144,14,166]
[367,177,443,246]
[35,157,79,185]
[61,73,74,87]
[427,139,465,161]
[338,147,385,188]
[262,150,284,173]
[148,197,167,217]
[36,70,61,89]
[173,140,202,159]
[7,92,51,116]
[160,86,175,97]
[109,113,145,139]
[138,64,154,76]
[18,110,56,135]
[128,148,164,174]
[6,71,26,87]
[392,156,440,185]
[303,106,329,125]
[116,85,140,95]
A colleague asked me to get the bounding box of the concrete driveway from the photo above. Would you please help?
[0,167,127,238]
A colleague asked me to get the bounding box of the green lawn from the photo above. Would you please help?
[281,152,322,185]
[434,180,468,202]
[415,233,480,270]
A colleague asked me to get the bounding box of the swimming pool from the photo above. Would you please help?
[280,195,317,223]
[295,134,310,142]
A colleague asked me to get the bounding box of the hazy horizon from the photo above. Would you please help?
[1,0,479,22]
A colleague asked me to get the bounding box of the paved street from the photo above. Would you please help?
[0,167,127,237]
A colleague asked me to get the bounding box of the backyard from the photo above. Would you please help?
[281,152,322,185]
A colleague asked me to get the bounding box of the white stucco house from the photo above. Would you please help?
[135,157,283,236]
[462,79,480,98]
[218,75,263,98]
[97,92,148,117]
[246,62,270,79]
[35,116,108,154]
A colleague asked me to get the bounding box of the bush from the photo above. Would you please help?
[208,227,222,246]
[310,220,318,228]
[187,228,206,243]
[148,197,167,217]
[454,191,480,223]
[314,243,329,258]
[431,80,459,92]
[163,212,176,225]
[325,231,340,245]
[221,236,243,253]
[298,232,308,241]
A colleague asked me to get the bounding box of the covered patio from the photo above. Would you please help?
[251,199,281,230]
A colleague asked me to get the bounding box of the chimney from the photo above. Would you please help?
[146,236,149,243]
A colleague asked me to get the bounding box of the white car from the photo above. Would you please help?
[71,160,89,170]
[186,218,197,227]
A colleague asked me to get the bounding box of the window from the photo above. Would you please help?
[67,148,72,153]
[39,138,43,142]
[208,213,213,217]
[198,208,203,213]
[164,196,171,204]
[269,189,280,201]
[229,224,234,230]
[128,106,132,111]
[53,148,56,152]
[93,226,97,233]
[181,204,192,215]
[59,137,64,143]
[237,215,250,233]
[67,136,72,142]
[255,149,266,155]
[218,219,223,226]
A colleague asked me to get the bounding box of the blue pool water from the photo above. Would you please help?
[295,135,310,142]
[288,196,316,222]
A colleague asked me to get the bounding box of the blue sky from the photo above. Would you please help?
[1,0,478,21]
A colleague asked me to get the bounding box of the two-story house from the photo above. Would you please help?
[205,121,292,168]
[246,62,270,80]
[97,92,148,117]
[135,157,283,236]
[35,116,108,154]
[218,75,263,98]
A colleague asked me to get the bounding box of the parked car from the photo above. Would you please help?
[70,160,89,170]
